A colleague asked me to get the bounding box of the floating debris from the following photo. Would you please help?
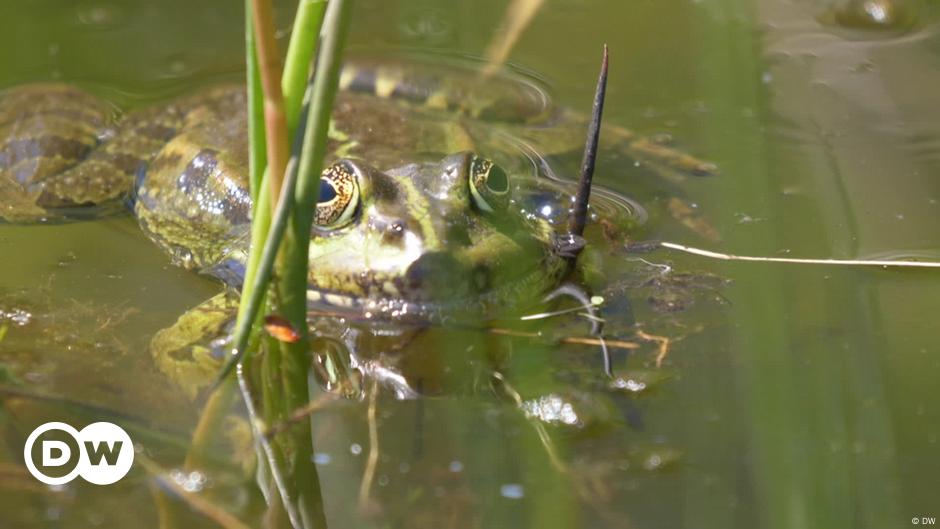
[262,314,302,343]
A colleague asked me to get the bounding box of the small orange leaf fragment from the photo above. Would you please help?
[263,315,302,343]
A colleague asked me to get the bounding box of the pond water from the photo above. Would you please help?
[1,0,939,528]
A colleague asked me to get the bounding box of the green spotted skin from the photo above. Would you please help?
[133,86,252,275]
[0,57,708,318]
[0,59,582,318]
[0,84,201,220]
[0,84,114,219]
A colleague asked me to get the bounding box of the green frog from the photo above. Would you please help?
[0,56,713,396]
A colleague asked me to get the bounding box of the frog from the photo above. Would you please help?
[0,55,715,398]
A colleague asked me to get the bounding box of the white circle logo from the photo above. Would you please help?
[24,422,134,485]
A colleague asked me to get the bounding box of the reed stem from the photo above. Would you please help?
[283,1,327,133]
[188,4,349,528]
[249,0,289,208]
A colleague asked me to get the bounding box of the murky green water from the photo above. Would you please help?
[2,0,939,528]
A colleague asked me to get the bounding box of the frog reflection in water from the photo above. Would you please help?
[0,57,713,397]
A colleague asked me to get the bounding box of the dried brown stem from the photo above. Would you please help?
[250,0,289,208]
[568,45,609,239]
[636,330,672,368]
[487,327,640,351]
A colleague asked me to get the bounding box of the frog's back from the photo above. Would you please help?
[0,83,209,221]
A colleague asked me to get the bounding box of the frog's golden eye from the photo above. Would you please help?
[315,161,359,229]
[469,156,510,213]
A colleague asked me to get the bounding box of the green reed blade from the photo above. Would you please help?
[283,1,327,134]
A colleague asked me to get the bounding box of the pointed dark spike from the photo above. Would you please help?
[567,44,609,242]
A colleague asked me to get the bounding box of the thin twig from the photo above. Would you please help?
[487,328,640,350]
[561,335,639,350]
[568,45,608,239]
[491,373,567,473]
[138,453,253,529]
[659,241,940,268]
[636,330,671,368]
[263,393,336,439]
[519,304,602,321]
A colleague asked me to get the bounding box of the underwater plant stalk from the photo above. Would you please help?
[265,0,352,524]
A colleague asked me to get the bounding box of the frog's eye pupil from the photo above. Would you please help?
[486,165,508,193]
[319,179,338,203]
[314,161,360,229]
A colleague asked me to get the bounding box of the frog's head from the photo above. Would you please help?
[303,152,567,316]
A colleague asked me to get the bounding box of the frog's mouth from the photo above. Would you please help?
[209,225,566,323]
[300,242,569,323]
[304,267,561,323]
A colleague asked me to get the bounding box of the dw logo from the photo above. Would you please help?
[23,422,134,485]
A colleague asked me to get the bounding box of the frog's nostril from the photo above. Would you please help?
[381,219,406,244]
